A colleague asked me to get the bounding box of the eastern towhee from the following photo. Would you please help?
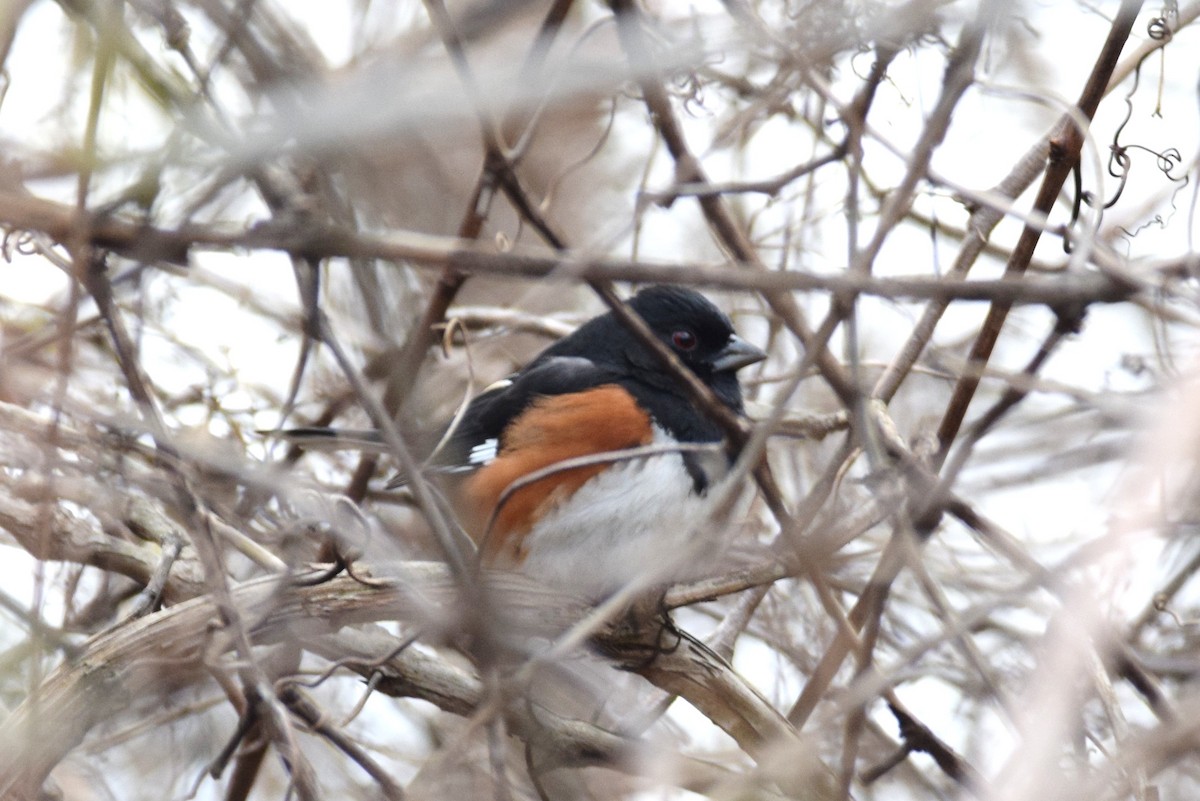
[293,286,765,596]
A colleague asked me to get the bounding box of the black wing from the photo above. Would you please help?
[434,356,616,471]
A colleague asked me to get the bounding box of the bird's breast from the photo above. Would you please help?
[460,385,656,562]
[460,401,734,596]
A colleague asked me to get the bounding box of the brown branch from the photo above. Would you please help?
[0,489,208,605]
[0,563,836,799]
[0,566,580,800]
[279,684,406,801]
[602,625,838,801]
[642,146,849,203]
[933,0,1147,461]
[871,139,1053,402]
[0,191,1148,307]
[607,0,859,408]
[849,0,1002,281]
[863,700,984,790]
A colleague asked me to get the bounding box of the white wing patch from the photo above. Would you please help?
[481,378,514,394]
[468,438,499,466]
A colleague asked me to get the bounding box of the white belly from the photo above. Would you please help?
[516,429,736,597]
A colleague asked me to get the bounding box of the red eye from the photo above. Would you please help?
[671,330,697,351]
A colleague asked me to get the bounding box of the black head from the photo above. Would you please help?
[629,285,760,368]
[540,285,765,415]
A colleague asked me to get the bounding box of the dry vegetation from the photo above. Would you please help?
[1,0,1199,799]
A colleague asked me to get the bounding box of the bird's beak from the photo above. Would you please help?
[712,335,767,372]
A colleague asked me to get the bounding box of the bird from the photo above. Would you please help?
[292,286,766,597]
